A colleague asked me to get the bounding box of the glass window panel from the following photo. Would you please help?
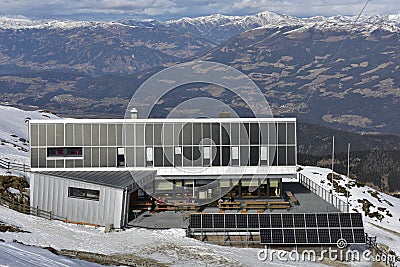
[202,123,211,145]
[287,146,296,165]
[260,146,268,160]
[153,124,162,146]
[278,146,286,166]
[174,123,183,146]
[240,123,249,145]
[66,159,74,168]
[250,146,259,166]
[47,124,55,146]
[31,148,38,168]
[203,146,211,159]
[92,124,99,146]
[162,123,173,145]
[124,124,135,146]
[116,124,123,146]
[55,124,64,146]
[56,160,64,168]
[100,147,108,167]
[84,147,91,167]
[270,146,277,166]
[221,123,230,145]
[193,146,202,166]
[91,147,99,167]
[230,123,239,145]
[145,123,153,146]
[222,146,230,166]
[232,146,239,160]
[287,123,295,145]
[260,123,269,145]
[163,147,173,167]
[193,123,202,145]
[65,124,73,146]
[278,123,287,145]
[108,148,116,167]
[125,147,134,167]
[83,124,91,146]
[108,124,116,146]
[135,124,144,146]
[212,146,220,166]
[31,124,39,146]
[240,146,249,166]
[183,146,192,166]
[174,146,182,154]
[154,147,163,166]
[145,147,153,162]
[211,123,220,145]
[135,147,145,167]
[39,125,47,146]
[38,148,46,167]
[183,123,192,145]
[74,124,83,146]
[100,124,107,146]
[250,123,260,145]
[74,159,83,168]
[269,123,277,145]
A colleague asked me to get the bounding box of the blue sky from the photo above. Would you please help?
[1,0,399,20]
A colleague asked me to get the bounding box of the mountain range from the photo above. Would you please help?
[0,11,399,137]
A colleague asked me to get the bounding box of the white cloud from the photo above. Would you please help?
[0,0,398,19]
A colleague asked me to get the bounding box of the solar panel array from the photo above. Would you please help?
[189,213,365,245]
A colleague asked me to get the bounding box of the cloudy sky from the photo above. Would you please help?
[1,0,399,20]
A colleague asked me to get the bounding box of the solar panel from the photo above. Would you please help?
[341,229,354,243]
[294,214,305,228]
[225,214,236,228]
[305,214,317,227]
[328,213,340,228]
[248,214,260,229]
[353,229,366,243]
[351,213,363,228]
[330,229,342,244]
[271,214,282,228]
[272,229,284,243]
[317,213,329,227]
[295,229,307,243]
[318,229,330,243]
[282,214,294,228]
[283,229,295,244]
[236,214,248,228]
[190,214,201,228]
[307,229,319,243]
[260,229,272,244]
[339,213,352,227]
[202,214,213,228]
[213,214,224,228]
[259,214,270,228]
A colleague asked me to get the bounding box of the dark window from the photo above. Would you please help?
[68,187,100,201]
[47,147,82,157]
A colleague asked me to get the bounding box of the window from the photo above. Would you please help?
[231,146,239,160]
[203,146,210,159]
[47,147,82,157]
[68,187,100,201]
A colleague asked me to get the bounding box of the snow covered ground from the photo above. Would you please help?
[300,166,400,256]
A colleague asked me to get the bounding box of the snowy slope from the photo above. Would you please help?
[0,105,59,163]
[300,166,400,255]
[0,205,330,267]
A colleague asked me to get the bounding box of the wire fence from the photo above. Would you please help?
[0,158,29,173]
[299,173,349,212]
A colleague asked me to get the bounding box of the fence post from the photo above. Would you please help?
[36,206,39,216]
[50,211,52,220]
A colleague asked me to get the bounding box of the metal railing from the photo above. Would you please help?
[299,173,349,212]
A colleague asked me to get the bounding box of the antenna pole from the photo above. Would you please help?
[347,142,350,212]
[331,136,335,205]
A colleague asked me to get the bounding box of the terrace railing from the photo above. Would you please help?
[299,173,349,212]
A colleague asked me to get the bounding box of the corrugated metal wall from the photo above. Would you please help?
[30,173,124,228]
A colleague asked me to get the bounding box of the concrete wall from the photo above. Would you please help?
[30,173,125,228]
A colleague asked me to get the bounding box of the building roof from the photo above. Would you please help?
[34,170,156,189]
